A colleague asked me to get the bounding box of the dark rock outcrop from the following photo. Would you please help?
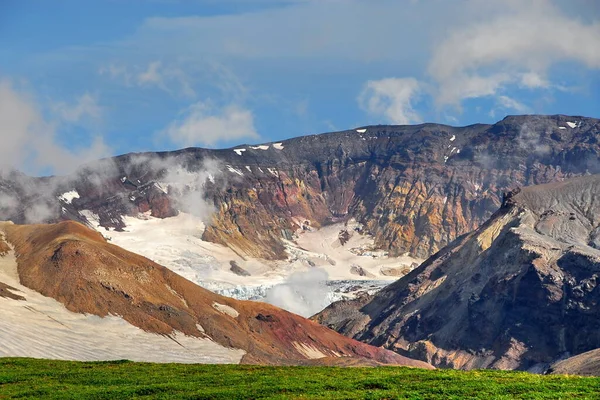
[230,261,251,277]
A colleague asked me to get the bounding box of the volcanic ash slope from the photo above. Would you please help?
[314,174,600,372]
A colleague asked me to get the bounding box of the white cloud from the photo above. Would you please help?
[163,101,259,147]
[428,1,600,106]
[138,61,163,86]
[490,95,532,118]
[358,77,422,124]
[99,64,133,86]
[130,0,440,65]
[497,96,531,114]
[101,61,195,97]
[519,72,550,89]
[53,93,102,123]
[0,80,111,175]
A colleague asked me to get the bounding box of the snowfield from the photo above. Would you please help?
[82,212,420,316]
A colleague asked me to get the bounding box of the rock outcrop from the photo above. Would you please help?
[1,115,599,260]
[314,174,600,371]
[0,220,430,367]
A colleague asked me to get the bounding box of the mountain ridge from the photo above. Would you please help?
[314,173,600,372]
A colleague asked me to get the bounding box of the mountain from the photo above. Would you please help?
[0,220,430,367]
[1,114,599,309]
[3,115,599,257]
[548,349,600,376]
[313,174,600,372]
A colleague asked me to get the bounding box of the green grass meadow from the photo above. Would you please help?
[1,358,599,399]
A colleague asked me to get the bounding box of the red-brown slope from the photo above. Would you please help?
[1,220,431,367]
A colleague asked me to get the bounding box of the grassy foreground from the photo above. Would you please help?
[1,358,599,399]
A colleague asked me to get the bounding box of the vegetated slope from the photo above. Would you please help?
[314,174,600,372]
[0,220,429,367]
[1,115,599,261]
[1,358,600,400]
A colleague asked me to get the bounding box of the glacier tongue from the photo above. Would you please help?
[91,212,417,315]
[208,278,389,317]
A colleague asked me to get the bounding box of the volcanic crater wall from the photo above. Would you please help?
[1,115,600,260]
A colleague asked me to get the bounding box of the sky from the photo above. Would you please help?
[1,0,599,176]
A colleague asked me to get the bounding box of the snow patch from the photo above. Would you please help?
[273,143,284,150]
[267,168,279,177]
[450,135,456,142]
[444,156,449,163]
[558,127,567,130]
[566,121,577,129]
[456,149,461,154]
[80,210,102,230]
[292,342,329,359]
[120,177,127,183]
[212,302,239,318]
[226,165,244,176]
[58,191,80,204]
[250,145,269,150]
[356,129,367,133]
[245,166,252,173]
[233,148,246,156]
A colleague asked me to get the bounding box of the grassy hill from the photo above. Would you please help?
[1,358,599,399]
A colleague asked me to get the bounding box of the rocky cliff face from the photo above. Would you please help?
[313,174,600,371]
[1,115,599,260]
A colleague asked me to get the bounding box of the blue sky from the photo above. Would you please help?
[1,0,599,175]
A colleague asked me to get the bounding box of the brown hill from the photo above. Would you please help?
[314,174,600,371]
[0,220,430,367]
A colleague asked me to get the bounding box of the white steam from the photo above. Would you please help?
[129,154,225,223]
[265,268,330,318]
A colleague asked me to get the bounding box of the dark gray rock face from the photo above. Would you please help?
[313,174,600,371]
[1,115,600,260]
[230,261,251,277]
